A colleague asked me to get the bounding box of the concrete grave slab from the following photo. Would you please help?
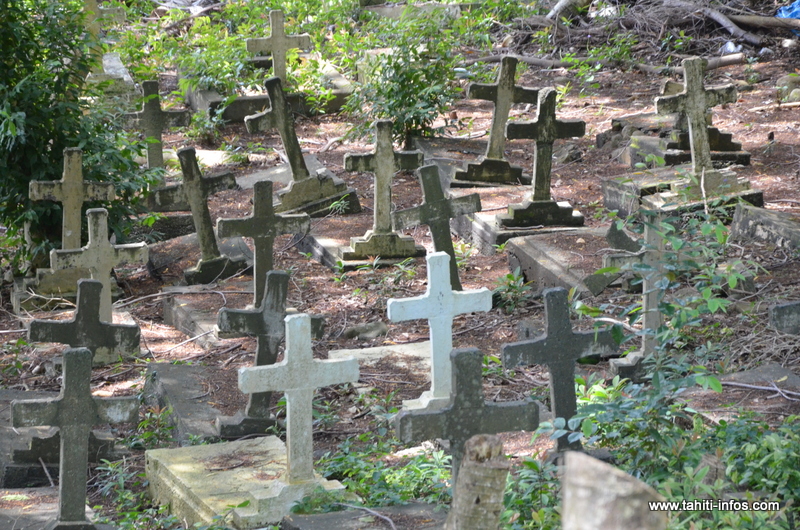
[731,203,800,249]
[148,232,253,281]
[329,341,431,374]
[0,487,112,530]
[146,437,345,528]
[86,52,138,104]
[280,502,447,529]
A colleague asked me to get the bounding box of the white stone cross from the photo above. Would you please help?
[387,252,492,410]
[238,314,359,483]
[29,148,115,250]
[246,10,312,84]
[50,208,148,323]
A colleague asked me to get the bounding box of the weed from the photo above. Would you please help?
[493,267,533,313]
[327,194,351,216]
[453,240,474,268]
[125,406,174,450]
[333,260,348,283]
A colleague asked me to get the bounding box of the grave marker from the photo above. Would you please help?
[387,252,492,410]
[216,271,289,437]
[239,313,359,483]
[177,147,248,284]
[501,88,585,227]
[12,348,138,530]
[392,165,481,290]
[29,279,140,365]
[125,80,191,169]
[395,348,539,484]
[342,120,424,259]
[217,181,310,305]
[50,208,148,323]
[29,148,115,249]
[246,10,312,84]
[503,287,616,451]
[454,56,539,184]
[244,77,359,215]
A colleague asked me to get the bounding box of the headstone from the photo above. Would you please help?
[653,57,745,199]
[342,120,425,259]
[177,147,249,284]
[12,348,138,530]
[387,252,492,410]
[392,165,481,290]
[244,77,360,216]
[770,301,800,335]
[215,271,289,437]
[50,208,148,323]
[500,88,585,227]
[238,313,359,484]
[562,451,667,530]
[125,80,191,169]
[246,10,312,84]
[395,348,539,484]
[28,279,140,365]
[29,148,115,250]
[217,180,310,305]
[503,287,616,451]
[454,56,538,184]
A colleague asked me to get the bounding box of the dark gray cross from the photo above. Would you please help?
[29,148,115,249]
[392,165,481,291]
[467,56,539,161]
[503,287,616,452]
[655,57,737,189]
[246,10,312,84]
[217,271,288,430]
[12,348,138,529]
[506,88,585,201]
[344,120,423,237]
[244,77,310,183]
[217,181,309,305]
[28,279,140,365]
[178,147,222,261]
[395,348,539,484]
[126,80,191,169]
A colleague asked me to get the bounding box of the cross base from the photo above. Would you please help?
[640,182,763,214]
[609,350,647,383]
[184,255,249,285]
[45,521,104,530]
[340,232,425,261]
[276,174,361,217]
[497,200,584,228]
[453,158,527,185]
[215,412,279,438]
[402,391,451,412]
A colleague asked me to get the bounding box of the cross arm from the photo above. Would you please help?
[394,151,425,171]
[28,181,62,202]
[466,399,540,436]
[244,108,276,134]
[50,247,87,270]
[447,194,482,218]
[114,243,149,265]
[654,93,686,116]
[452,288,492,315]
[466,83,498,102]
[391,205,422,231]
[95,396,139,424]
[501,336,548,370]
[705,84,737,108]
[555,120,586,140]
[386,296,432,323]
[277,213,311,236]
[513,86,540,105]
[395,408,447,443]
[344,153,376,173]
[12,398,60,428]
[505,120,538,141]
[218,308,267,336]
[29,319,76,346]
[164,109,192,129]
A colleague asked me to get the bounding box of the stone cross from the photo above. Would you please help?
[395,348,539,484]
[343,120,424,258]
[655,57,737,191]
[238,314,359,483]
[29,148,115,249]
[217,181,309,305]
[50,208,148,323]
[503,287,616,452]
[29,279,140,365]
[506,88,586,201]
[468,56,539,161]
[392,165,481,290]
[217,271,289,434]
[246,10,312,84]
[387,252,492,410]
[126,80,191,169]
[12,348,138,529]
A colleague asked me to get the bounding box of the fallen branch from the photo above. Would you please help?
[720,380,800,398]
[749,101,800,112]
[634,53,745,75]
[462,54,617,68]
[665,0,763,45]
[727,14,800,31]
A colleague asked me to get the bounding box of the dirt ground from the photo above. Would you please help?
[2,53,800,514]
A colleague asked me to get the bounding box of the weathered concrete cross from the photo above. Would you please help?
[178,147,247,284]
[238,314,359,483]
[246,10,312,84]
[395,348,539,484]
[507,88,586,202]
[29,279,140,366]
[50,208,148,323]
[12,348,138,529]
[387,252,492,410]
[455,56,539,184]
[655,57,738,195]
[503,287,616,451]
[126,80,191,169]
[343,120,424,258]
[392,165,481,290]
[29,148,115,249]
[217,181,309,305]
